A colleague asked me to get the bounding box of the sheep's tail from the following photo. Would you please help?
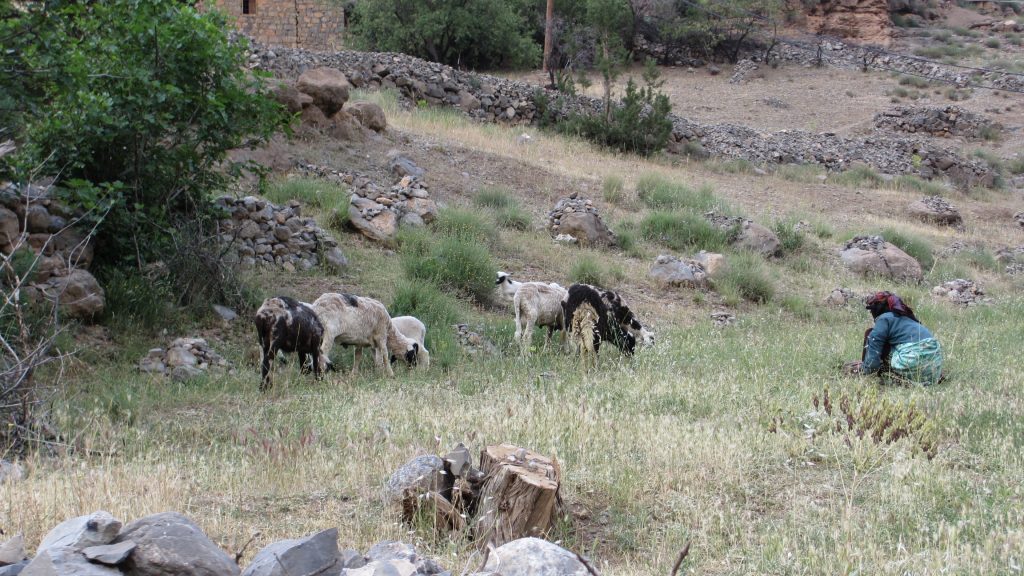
[571,302,598,368]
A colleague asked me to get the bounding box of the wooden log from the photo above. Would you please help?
[474,443,561,547]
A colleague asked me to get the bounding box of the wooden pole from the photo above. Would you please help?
[543,0,554,73]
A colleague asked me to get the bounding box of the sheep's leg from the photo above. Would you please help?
[351,347,362,377]
[513,302,524,352]
[311,348,322,380]
[377,334,395,377]
[259,345,274,392]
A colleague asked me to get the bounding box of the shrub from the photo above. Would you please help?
[959,247,1000,272]
[1006,157,1024,175]
[602,175,626,204]
[495,206,532,231]
[613,221,644,259]
[898,75,931,88]
[878,227,934,270]
[771,218,806,256]
[774,164,826,183]
[833,164,884,189]
[570,255,606,286]
[473,188,531,230]
[985,38,1001,49]
[892,175,949,196]
[402,236,495,303]
[473,187,518,209]
[558,75,673,157]
[708,158,758,175]
[978,125,1001,142]
[99,268,178,331]
[715,253,774,305]
[264,178,349,209]
[390,279,463,369]
[433,208,499,246]
[639,211,732,252]
[636,175,720,212]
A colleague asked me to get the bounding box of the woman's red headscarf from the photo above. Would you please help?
[865,291,918,322]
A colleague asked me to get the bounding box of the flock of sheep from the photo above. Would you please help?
[254,272,654,390]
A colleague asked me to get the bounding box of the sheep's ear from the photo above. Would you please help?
[413,342,420,352]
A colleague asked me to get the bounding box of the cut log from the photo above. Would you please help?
[474,443,561,547]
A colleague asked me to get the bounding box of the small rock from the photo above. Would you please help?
[171,365,204,382]
[212,304,237,322]
[165,347,197,368]
[82,541,136,566]
[481,538,588,576]
[241,529,338,576]
[0,460,23,485]
[38,511,122,553]
[0,534,25,565]
[114,512,240,576]
[20,547,121,576]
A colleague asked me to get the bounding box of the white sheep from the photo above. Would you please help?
[513,282,569,354]
[391,315,431,369]
[312,292,419,377]
[496,271,563,303]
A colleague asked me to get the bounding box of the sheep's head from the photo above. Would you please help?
[637,325,655,348]
[405,343,419,366]
[495,271,511,286]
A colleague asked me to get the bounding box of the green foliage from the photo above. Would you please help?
[613,221,644,259]
[636,175,720,212]
[474,188,532,230]
[602,175,626,204]
[263,178,349,209]
[958,247,1000,273]
[570,255,606,286]
[640,0,784,62]
[639,211,731,252]
[433,208,499,247]
[399,214,496,303]
[558,71,673,157]
[349,0,540,69]
[1006,157,1024,176]
[898,75,932,88]
[715,252,774,304]
[833,164,884,189]
[0,0,286,270]
[892,175,949,196]
[877,227,934,270]
[473,187,518,209]
[99,267,178,332]
[771,218,806,256]
[708,158,758,175]
[390,279,463,369]
[773,163,825,183]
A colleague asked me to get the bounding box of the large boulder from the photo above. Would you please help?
[348,203,398,244]
[0,206,19,249]
[296,68,350,117]
[27,269,105,320]
[114,512,239,576]
[479,538,588,576]
[839,235,923,283]
[0,534,25,565]
[37,512,121,553]
[907,196,962,227]
[734,221,781,256]
[555,212,616,247]
[347,102,387,132]
[327,110,366,142]
[270,81,313,114]
[649,255,708,288]
[241,529,338,576]
[20,547,122,576]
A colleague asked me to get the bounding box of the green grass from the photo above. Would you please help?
[473,188,532,231]
[602,175,626,205]
[263,178,349,211]
[773,163,826,183]
[613,221,645,259]
[570,255,606,286]
[898,75,932,88]
[833,164,884,189]
[389,279,464,369]
[892,175,949,196]
[714,252,775,305]
[636,174,723,212]
[432,207,499,246]
[771,218,806,256]
[639,211,732,252]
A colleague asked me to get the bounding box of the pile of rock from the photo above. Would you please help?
[454,324,498,356]
[271,66,387,141]
[875,106,1001,140]
[931,279,988,305]
[825,287,861,307]
[996,245,1024,275]
[348,173,439,244]
[546,194,615,247]
[138,338,230,381]
[649,254,709,288]
[839,235,923,282]
[729,59,760,84]
[1,185,105,320]
[907,195,962,227]
[704,212,781,256]
[215,195,346,272]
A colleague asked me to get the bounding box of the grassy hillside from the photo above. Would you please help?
[3,86,1023,575]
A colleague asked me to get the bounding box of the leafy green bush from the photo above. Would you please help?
[639,211,731,252]
[715,253,774,304]
[558,75,673,157]
[959,247,1000,272]
[570,255,606,286]
[878,227,934,270]
[99,268,178,331]
[636,175,720,212]
[495,206,532,231]
[771,219,806,256]
[402,236,495,303]
[390,279,464,369]
[0,0,285,271]
[350,0,540,69]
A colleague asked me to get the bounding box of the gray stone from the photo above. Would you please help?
[25,205,51,234]
[840,237,923,283]
[0,534,25,565]
[339,550,366,570]
[348,205,397,244]
[649,255,708,288]
[164,347,197,368]
[114,512,239,576]
[273,226,291,242]
[399,213,425,228]
[734,221,781,257]
[384,455,444,505]
[348,102,387,132]
[366,542,416,564]
[555,212,615,248]
[212,305,237,322]
[296,68,350,117]
[0,207,19,247]
[324,247,348,270]
[343,560,416,576]
[28,269,105,320]
[387,152,425,179]
[170,365,204,383]
[0,460,23,485]
[20,547,121,576]
[481,538,588,576]
[241,528,338,576]
[38,512,121,553]
[81,542,136,566]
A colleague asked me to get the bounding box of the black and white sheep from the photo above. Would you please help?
[513,282,569,354]
[561,284,653,356]
[312,292,418,377]
[391,315,431,369]
[254,296,325,391]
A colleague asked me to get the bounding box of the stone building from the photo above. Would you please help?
[204,0,346,51]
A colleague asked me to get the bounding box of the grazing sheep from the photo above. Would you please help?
[495,271,563,303]
[391,315,431,369]
[513,282,569,354]
[597,288,655,348]
[562,284,649,356]
[254,296,325,391]
[312,292,418,377]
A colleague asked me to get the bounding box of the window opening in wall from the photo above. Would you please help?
[242,0,253,15]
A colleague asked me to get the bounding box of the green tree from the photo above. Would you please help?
[350,0,541,69]
[0,0,286,268]
[586,0,633,121]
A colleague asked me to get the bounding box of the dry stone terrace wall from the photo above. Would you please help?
[248,41,994,187]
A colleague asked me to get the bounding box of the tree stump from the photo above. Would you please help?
[474,443,561,547]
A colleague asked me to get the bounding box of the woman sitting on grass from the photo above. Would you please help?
[847,291,944,385]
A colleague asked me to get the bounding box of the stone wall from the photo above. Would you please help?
[247,41,996,188]
[206,0,344,51]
